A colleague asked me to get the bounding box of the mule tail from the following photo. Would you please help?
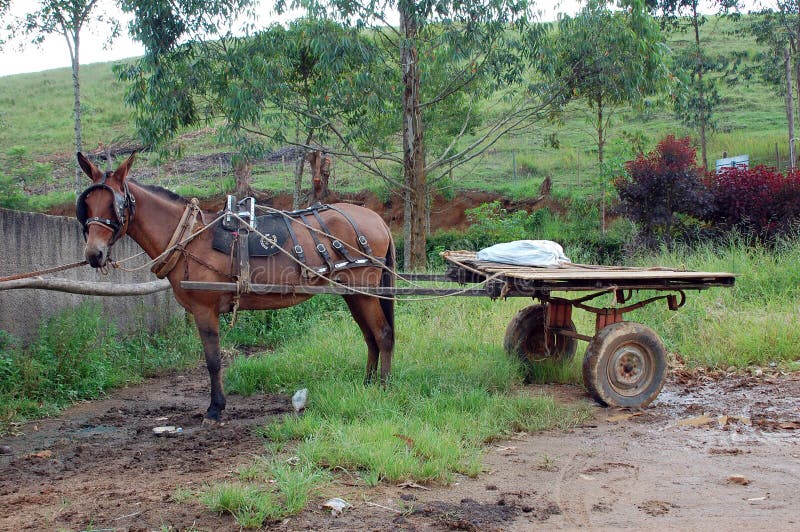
[379,232,395,348]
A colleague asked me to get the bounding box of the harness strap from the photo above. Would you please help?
[282,216,308,268]
[312,209,358,266]
[150,199,201,279]
[327,204,374,259]
[300,213,335,274]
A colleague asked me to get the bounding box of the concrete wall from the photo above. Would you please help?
[0,208,181,343]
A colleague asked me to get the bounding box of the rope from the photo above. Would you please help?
[110,213,227,273]
[0,260,88,283]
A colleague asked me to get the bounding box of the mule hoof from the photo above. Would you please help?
[201,417,220,427]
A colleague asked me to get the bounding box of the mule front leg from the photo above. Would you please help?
[195,311,226,422]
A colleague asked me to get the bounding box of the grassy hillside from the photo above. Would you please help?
[0,15,789,208]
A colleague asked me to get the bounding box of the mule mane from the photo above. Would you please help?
[130,180,188,205]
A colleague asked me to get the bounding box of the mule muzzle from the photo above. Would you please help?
[85,244,109,268]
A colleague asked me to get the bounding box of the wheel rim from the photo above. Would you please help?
[606,342,655,397]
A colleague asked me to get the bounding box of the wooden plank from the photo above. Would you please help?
[441,250,737,283]
[488,270,733,281]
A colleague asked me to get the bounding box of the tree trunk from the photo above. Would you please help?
[786,46,796,170]
[794,48,800,148]
[596,96,605,164]
[693,5,709,171]
[72,32,83,193]
[293,129,314,210]
[400,6,427,270]
[308,151,331,205]
[233,158,252,197]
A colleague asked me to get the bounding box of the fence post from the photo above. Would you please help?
[512,149,517,182]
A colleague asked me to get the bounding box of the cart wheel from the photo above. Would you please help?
[504,304,578,366]
[582,322,666,408]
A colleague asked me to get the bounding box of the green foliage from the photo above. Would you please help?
[0,304,199,434]
[0,11,786,210]
[464,201,541,245]
[422,199,630,269]
[745,3,800,97]
[118,16,390,162]
[552,0,669,163]
[0,170,25,209]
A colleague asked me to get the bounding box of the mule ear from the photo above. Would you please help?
[77,152,103,181]
[114,151,137,181]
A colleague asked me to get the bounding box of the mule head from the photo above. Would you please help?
[76,152,137,268]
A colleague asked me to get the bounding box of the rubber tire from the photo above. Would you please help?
[582,321,666,408]
[504,304,578,366]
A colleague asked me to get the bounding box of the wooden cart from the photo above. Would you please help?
[440,250,736,408]
[182,250,736,408]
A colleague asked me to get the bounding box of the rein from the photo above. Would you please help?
[0,260,88,283]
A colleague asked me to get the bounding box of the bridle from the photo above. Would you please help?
[76,172,136,244]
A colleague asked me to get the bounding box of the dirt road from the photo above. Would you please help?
[2,367,798,530]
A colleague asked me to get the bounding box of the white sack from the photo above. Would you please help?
[476,240,571,267]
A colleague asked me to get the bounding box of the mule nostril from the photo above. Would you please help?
[85,247,107,268]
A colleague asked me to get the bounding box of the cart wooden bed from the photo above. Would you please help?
[182,250,736,409]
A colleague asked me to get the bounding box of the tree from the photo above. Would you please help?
[614,135,712,246]
[650,0,740,171]
[748,2,800,169]
[124,0,562,269]
[279,0,561,269]
[119,13,383,208]
[553,0,667,164]
[2,1,120,192]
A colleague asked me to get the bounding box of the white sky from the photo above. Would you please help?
[0,0,764,78]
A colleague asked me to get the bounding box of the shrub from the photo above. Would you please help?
[0,172,26,209]
[420,200,629,268]
[614,135,712,247]
[706,165,800,241]
[463,201,542,245]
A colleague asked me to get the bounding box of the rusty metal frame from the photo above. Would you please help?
[537,289,686,342]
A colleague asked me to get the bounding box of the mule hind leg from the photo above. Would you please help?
[343,295,394,385]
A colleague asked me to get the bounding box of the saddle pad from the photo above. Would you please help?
[211,214,290,257]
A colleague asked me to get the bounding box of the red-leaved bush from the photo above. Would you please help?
[614,135,712,246]
[706,165,800,239]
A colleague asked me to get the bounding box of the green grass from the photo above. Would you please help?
[0,303,200,434]
[200,483,282,528]
[631,234,800,369]
[189,295,590,527]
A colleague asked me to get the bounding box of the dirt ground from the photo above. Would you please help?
[2,366,799,531]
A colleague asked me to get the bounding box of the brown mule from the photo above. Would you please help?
[76,152,395,422]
